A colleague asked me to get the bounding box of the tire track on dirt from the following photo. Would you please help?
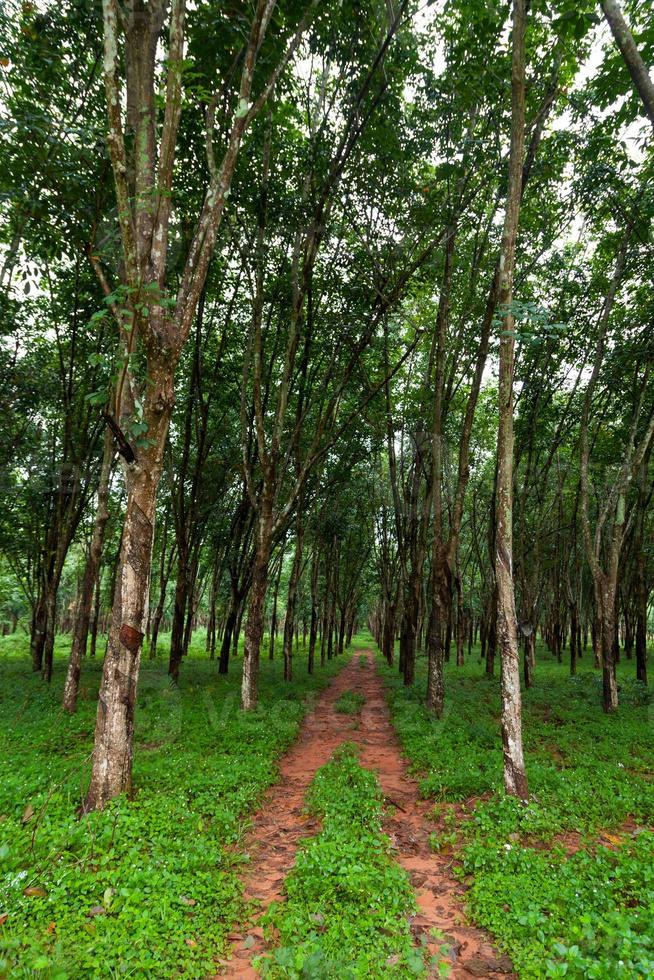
[219,649,513,978]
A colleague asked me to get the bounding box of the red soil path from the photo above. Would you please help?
[218,650,514,978]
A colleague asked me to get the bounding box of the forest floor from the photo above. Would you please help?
[221,648,512,979]
[380,643,654,979]
[1,632,653,978]
[0,633,350,978]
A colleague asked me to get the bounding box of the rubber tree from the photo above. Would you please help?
[580,221,654,713]
[424,44,563,716]
[84,0,311,811]
[494,0,529,800]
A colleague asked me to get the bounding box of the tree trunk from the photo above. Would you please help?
[283,525,304,682]
[346,610,355,647]
[63,430,113,712]
[242,495,273,710]
[320,603,327,667]
[523,631,535,688]
[601,0,654,130]
[426,558,449,716]
[486,595,497,676]
[41,577,60,683]
[182,565,199,654]
[592,617,601,667]
[269,553,283,660]
[634,470,648,685]
[219,598,237,675]
[233,600,244,658]
[598,581,619,713]
[570,603,578,677]
[90,572,102,659]
[326,569,337,662]
[308,549,319,674]
[337,606,346,657]
[636,605,648,684]
[168,545,188,682]
[149,520,172,660]
[455,569,465,667]
[83,459,161,811]
[31,593,47,673]
[495,0,528,800]
[382,601,396,666]
[444,603,452,663]
[206,558,219,658]
[402,560,422,686]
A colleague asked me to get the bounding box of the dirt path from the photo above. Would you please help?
[219,650,513,978]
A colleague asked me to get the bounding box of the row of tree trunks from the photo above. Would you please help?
[62,430,114,712]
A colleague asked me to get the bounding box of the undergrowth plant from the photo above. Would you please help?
[335,690,366,715]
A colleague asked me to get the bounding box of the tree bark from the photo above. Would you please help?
[455,562,465,667]
[523,631,535,688]
[601,0,654,131]
[495,0,529,800]
[84,450,163,810]
[570,602,579,677]
[426,557,449,716]
[307,547,319,673]
[31,594,47,673]
[84,0,294,810]
[63,430,113,712]
[89,571,102,659]
[634,459,649,685]
[283,522,304,681]
[597,577,620,712]
[168,548,188,682]
[241,493,273,710]
[382,600,396,666]
[219,600,237,675]
[269,552,284,660]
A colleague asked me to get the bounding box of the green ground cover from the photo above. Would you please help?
[379,639,654,978]
[334,690,366,715]
[259,742,426,979]
[0,631,347,979]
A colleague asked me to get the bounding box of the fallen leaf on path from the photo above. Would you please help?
[21,805,34,824]
[23,886,46,898]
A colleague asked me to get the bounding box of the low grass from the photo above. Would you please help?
[0,630,348,978]
[335,690,366,715]
[378,637,654,978]
[258,742,426,978]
